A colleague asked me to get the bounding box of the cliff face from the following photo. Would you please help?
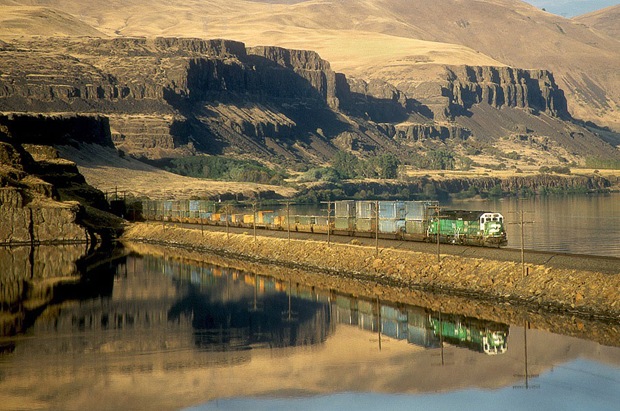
[0,36,616,165]
[0,117,116,245]
[444,66,569,118]
[378,123,471,142]
[407,65,570,121]
[0,37,347,160]
[247,46,340,110]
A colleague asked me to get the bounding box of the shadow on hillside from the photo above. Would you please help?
[161,53,355,160]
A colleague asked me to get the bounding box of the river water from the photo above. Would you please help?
[1,248,619,411]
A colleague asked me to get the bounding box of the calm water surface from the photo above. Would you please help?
[1,249,619,410]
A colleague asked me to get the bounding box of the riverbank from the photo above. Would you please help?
[123,222,620,322]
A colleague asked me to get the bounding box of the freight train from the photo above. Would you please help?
[139,199,508,247]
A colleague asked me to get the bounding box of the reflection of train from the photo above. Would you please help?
[428,314,508,355]
[143,255,509,355]
[139,199,508,247]
[333,295,509,355]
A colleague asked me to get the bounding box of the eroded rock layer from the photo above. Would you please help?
[1,36,615,164]
[0,116,114,245]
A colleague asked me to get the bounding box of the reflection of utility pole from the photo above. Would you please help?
[282,279,298,322]
[440,312,445,365]
[513,320,539,389]
[288,279,292,322]
[249,275,263,312]
[431,311,453,367]
[376,296,382,351]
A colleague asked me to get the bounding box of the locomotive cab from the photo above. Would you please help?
[480,212,507,246]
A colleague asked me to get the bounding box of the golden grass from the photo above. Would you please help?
[56,143,295,200]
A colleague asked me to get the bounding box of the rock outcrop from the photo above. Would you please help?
[0,36,616,165]
[409,65,570,121]
[0,116,117,245]
[445,66,569,117]
[378,122,471,142]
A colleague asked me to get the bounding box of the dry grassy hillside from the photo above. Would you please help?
[574,5,620,41]
[0,0,618,132]
[55,144,296,200]
[0,6,106,37]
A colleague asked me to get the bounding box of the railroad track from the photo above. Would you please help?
[166,221,619,275]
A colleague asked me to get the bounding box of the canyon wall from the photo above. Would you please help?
[0,116,114,245]
[0,37,587,162]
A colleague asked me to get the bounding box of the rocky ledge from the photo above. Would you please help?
[123,223,620,323]
[0,119,121,245]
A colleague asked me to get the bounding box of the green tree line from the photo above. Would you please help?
[165,156,286,185]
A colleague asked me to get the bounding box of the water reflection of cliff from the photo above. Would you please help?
[5,251,620,410]
[2,251,508,361]
[158,257,333,351]
[0,244,107,339]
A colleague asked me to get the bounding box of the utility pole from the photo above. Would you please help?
[375,200,379,257]
[200,201,204,236]
[252,201,257,242]
[278,200,294,244]
[433,205,446,263]
[328,200,332,246]
[320,200,333,246]
[520,209,525,278]
[508,209,534,279]
[287,201,291,243]
[224,202,230,240]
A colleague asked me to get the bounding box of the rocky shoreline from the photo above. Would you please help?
[123,222,620,323]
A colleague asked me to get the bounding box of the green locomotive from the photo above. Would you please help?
[427,209,507,247]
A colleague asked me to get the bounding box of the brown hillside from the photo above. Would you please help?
[0,6,106,37]
[0,0,617,132]
[574,5,620,42]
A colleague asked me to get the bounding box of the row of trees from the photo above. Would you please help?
[331,152,400,179]
[164,156,286,185]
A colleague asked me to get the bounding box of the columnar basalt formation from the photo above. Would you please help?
[377,122,471,142]
[247,46,340,110]
[443,66,569,118]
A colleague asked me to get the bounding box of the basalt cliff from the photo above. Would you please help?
[0,36,616,167]
[0,117,122,245]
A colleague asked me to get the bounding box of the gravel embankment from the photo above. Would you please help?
[123,222,620,323]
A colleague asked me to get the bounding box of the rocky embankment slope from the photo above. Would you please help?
[123,223,620,322]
